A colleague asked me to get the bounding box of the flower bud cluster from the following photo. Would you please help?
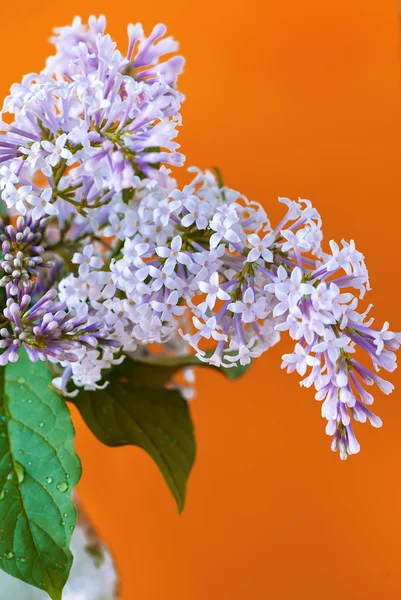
[0,286,118,366]
[0,214,53,293]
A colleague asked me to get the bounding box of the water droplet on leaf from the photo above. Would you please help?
[15,464,25,484]
[4,552,14,560]
[57,481,68,493]
[46,477,53,484]
[17,377,25,384]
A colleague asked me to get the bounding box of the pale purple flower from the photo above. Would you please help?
[280,228,312,253]
[181,197,210,229]
[153,197,182,227]
[282,343,320,376]
[103,213,126,240]
[2,183,33,214]
[27,188,59,220]
[151,291,186,321]
[246,233,274,263]
[72,245,103,277]
[272,267,314,317]
[41,133,73,167]
[312,329,352,363]
[228,288,268,324]
[156,235,192,268]
[198,272,231,309]
[209,211,241,249]
[148,262,178,291]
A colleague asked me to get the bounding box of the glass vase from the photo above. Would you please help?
[0,499,119,599]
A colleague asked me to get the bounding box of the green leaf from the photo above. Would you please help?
[0,351,82,600]
[123,353,252,388]
[71,360,195,513]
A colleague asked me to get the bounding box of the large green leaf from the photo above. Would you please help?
[0,351,82,600]
[71,360,195,513]
[121,353,252,389]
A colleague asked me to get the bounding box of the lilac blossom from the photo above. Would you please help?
[0,288,118,366]
[45,16,184,87]
[0,15,184,229]
[0,15,397,462]
[103,167,399,459]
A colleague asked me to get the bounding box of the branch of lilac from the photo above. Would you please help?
[0,15,399,460]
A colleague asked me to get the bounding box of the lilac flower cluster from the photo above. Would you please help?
[108,168,280,363]
[0,213,52,292]
[0,214,117,366]
[1,288,118,365]
[265,203,400,459]
[0,15,398,459]
[0,15,183,224]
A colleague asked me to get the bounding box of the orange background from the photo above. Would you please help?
[2,1,401,598]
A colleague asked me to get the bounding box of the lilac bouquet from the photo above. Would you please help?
[0,15,399,599]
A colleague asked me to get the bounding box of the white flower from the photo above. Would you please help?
[148,262,178,291]
[311,282,339,312]
[271,267,314,317]
[151,291,186,321]
[0,160,21,190]
[153,197,181,227]
[19,141,45,171]
[80,272,112,302]
[103,213,126,240]
[246,233,274,263]
[312,329,352,363]
[72,245,103,277]
[198,272,231,309]
[228,288,268,323]
[304,222,323,256]
[372,322,400,355]
[27,188,59,220]
[209,210,241,248]
[181,197,210,229]
[277,197,304,223]
[282,343,320,376]
[122,239,149,266]
[192,315,227,341]
[41,133,73,167]
[225,343,253,366]
[280,228,312,253]
[156,235,192,268]
[2,182,33,214]
[190,246,225,281]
